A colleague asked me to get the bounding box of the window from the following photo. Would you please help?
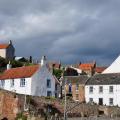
[69,83,72,93]
[76,83,79,91]
[89,86,93,93]
[10,79,14,87]
[99,86,103,93]
[20,78,26,87]
[1,80,5,87]
[47,79,51,88]
[89,98,93,102]
[47,91,52,96]
[76,94,79,100]
[109,86,113,93]
[109,98,113,105]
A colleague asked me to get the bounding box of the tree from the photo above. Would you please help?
[53,69,63,79]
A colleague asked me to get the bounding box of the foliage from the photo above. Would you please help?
[0,57,35,73]
[53,69,63,79]
[10,60,23,68]
[15,112,27,120]
[0,57,8,67]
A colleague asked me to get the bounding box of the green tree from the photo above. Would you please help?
[53,69,63,79]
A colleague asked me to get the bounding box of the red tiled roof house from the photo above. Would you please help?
[0,56,56,97]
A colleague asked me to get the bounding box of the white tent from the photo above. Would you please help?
[103,55,120,74]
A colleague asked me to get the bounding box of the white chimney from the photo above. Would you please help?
[41,56,47,66]
[7,61,12,70]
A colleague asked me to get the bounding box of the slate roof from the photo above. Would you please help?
[86,73,120,85]
[63,75,89,84]
[0,65,39,80]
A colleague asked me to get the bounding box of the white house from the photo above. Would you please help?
[85,73,120,106]
[0,56,57,97]
[103,55,120,73]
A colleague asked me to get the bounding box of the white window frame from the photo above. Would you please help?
[99,86,103,93]
[109,98,113,105]
[89,98,93,102]
[20,78,26,87]
[47,79,51,88]
[89,86,93,93]
[0,80,5,88]
[10,79,14,87]
[109,86,113,93]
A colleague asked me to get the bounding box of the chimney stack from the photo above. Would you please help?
[41,56,47,66]
[7,61,12,70]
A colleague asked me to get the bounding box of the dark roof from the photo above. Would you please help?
[86,73,120,85]
[63,75,89,84]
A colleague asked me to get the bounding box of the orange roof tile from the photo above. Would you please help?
[79,63,95,70]
[95,67,107,73]
[0,44,9,49]
[0,65,39,80]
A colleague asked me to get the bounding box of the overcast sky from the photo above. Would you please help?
[0,0,120,65]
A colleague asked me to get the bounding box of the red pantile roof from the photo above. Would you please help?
[79,63,95,70]
[0,65,39,80]
[95,67,107,73]
[0,44,9,49]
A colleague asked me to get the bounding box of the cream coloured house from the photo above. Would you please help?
[0,40,15,60]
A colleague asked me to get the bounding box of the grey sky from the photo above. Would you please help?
[0,0,120,65]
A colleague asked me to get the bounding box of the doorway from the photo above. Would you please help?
[99,98,103,105]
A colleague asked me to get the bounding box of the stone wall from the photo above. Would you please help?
[0,89,24,120]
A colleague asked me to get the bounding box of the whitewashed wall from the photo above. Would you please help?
[85,85,120,106]
[0,64,55,97]
[0,78,32,95]
[0,49,6,58]
[31,64,55,96]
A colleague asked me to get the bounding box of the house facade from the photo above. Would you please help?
[0,40,15,60]
[0,56,56,97]
[85,73,120,106]
[62,75,89,102]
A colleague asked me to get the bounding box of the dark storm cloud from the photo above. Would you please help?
[0,0,120,65]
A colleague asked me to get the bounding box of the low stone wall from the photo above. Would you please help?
[0,89,25,120]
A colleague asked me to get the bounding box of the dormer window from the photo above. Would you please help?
[20,78,26,87]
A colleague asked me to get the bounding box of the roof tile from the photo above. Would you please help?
[0,65,39,80]
[0,44,9,49]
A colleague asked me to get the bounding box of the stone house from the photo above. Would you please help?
[62,75,89,102]
[0,56,58,97]
[0,40,15,60]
